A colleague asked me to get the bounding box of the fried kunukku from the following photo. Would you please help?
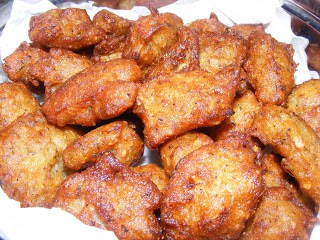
[134,65,240,149]
[54,152,162,240]
[244,31,296,105]
[0,111,80,207]
[41,59,142,127]
[161,135,263,239]
[0,82,40,132]
[228,24,264,40]
[29,8,104,50]
[63,121,144,170]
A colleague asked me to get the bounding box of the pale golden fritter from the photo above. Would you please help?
[244,31,296,105]
[63,121,144,170]
[29,8,104,50]
[228,24,264,40]
[41,59,142,127]
[159,131,214,176]
[251,104,320,207]
[134,65,240,149]
[0,111,80,208]
[0,82,40,132]
[54,152,162,240]
[122,10,183,68]
[29,48,92,99]
[241,187,316,240]
[286,79,320,138]
[161,135,263,239]
[131,163,169,195]
[2,41,48,86]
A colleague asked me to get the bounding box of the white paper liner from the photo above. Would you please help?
[0,0,319,239]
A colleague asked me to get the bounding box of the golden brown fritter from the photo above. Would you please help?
[29,8,105,50]
[145,26,199,81]
[0,82,40,132]
[29,48,92,99]
[159,131,214,176]
[199,33,248,75]
[133,65,240,149]
[241,187,316,240]
[2,41,48,86]
[286,79,320,138]
[122,10,183,68]
[63,121,144,170]
[0,111,80,208]
[161,135,263,240]
[244,31,296,105]
[131,163,169,194]
[228,24,264,40]
[251,104,320,207]
[54,152,162,240]
[41,58,142,127]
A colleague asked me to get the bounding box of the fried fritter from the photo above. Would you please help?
[0,82,40,132]
[145,26,199,81]
[251,104,320,207]
[244,31,296,105]
[228,24,264,40]
[122,10,183,68]
[0,111,80,207]
[134,65,240,149]
[241,187,316,240]
[54,152,162,240]
[41,58,142,127]
[131,163,169,194]
[161,135,263,239]
[159,131,214,176]
[63,121,144,170]
[286,79,320,138]
[29,48,92,99]
[199,33,248,75]
[2,41,48,86]
[29,8,104,50]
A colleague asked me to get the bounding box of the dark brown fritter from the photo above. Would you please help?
[0,111,80,208]
[54,152,162,240]
[251,104,320,208]
[29,48,92,99]
[228,24,265,40]
[0,82,40,132]
[63,121,144,170]
[159,131,214,176]
[161,136,263,240]
[286,79,320,138]
[244,31,296,105]
[122,10,183,68]
[241,187,316,240]
[133,65,240,149]
[2,41,48,86]
[131,163,169,195]
[29,8,105,50]
[145,26,199,81]
[41,58,142,127]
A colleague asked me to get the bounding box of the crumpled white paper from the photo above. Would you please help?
[0,0,319,240]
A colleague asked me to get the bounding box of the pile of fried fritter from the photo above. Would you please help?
[1,7,319,240]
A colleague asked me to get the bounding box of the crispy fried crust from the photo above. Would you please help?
[63,121,144,170]
[2,41,48,86]
[286,79,320,138]
[251,104,320,207]
[241,187,316,240]
[41,59,142,127]
[228,24,264,40]
[0,111,79,207]
[0,82,40,132]
[161,136,263,239]
[29,8,104,50]
[159,131,214,176]
[134,65,240,149]
[244,31,296,105]
[122,10,183,68]
[54,152,162,240]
